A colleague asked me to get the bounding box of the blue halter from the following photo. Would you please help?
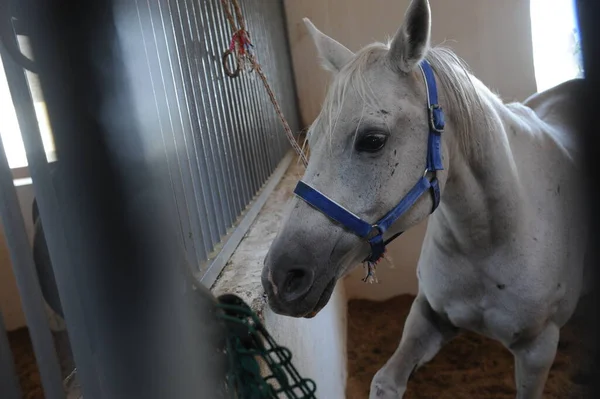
[293,60,445,268]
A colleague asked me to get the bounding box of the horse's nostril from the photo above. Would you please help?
[282,269,313,302]
[284,269,306,292]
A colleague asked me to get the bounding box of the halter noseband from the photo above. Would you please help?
[293,60,445,269]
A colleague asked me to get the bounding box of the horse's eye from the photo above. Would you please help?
[355,133,388,153]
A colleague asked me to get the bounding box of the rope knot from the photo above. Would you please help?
[229,29,253,55]
[220,0,309,166]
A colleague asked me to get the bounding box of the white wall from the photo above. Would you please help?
[263,284,347,399]
[282,0,538,300]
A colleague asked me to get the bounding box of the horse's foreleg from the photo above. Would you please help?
[511,323,560,399]
[369,292,458,399]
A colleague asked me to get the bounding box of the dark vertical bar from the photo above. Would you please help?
[0,31,71,399]
[0,119,65,399]
[0,26,102,399]
[22,0,227,397]
[0,313,23,399]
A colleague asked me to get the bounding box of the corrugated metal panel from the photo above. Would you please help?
[132,0,299,276]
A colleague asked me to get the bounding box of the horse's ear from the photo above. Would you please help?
[388,0,431,73]
[303,18,354,73]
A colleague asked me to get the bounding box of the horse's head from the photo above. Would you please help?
[262,0,452,317]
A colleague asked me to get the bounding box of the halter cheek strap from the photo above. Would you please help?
[293,60,445,268]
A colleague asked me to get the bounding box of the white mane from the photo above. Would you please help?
[308,43,497,160]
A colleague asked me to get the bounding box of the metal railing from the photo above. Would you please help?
[0,0,300,397]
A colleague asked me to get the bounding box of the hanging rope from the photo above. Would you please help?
[220,0,309,167]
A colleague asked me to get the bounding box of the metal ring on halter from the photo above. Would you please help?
[366,225,383,240]
[423,168,430,178]
[222,49,241,78]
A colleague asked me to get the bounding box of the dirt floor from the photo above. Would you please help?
[8,294,596,398]
[7,328,74,399]
[347,294,595,399]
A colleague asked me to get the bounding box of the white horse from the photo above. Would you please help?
[261,0,587,397]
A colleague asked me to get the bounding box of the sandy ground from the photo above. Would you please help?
[8,293,595,398]
[7,328,74,399]
[346,294,594,399]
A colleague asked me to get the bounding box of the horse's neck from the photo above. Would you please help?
[431,90,527,255]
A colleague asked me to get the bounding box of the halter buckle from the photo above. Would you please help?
[429,104,445,133]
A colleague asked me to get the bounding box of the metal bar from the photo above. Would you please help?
[0,108,65,399]
[0,26,102,399]
[24,0,226,397]
[0,312,22,399]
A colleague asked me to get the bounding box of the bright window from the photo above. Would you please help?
[0,36,56,171]
[530,0,583,93]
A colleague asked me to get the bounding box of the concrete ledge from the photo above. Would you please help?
[211,155,304,316]
[211,155,348,399]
